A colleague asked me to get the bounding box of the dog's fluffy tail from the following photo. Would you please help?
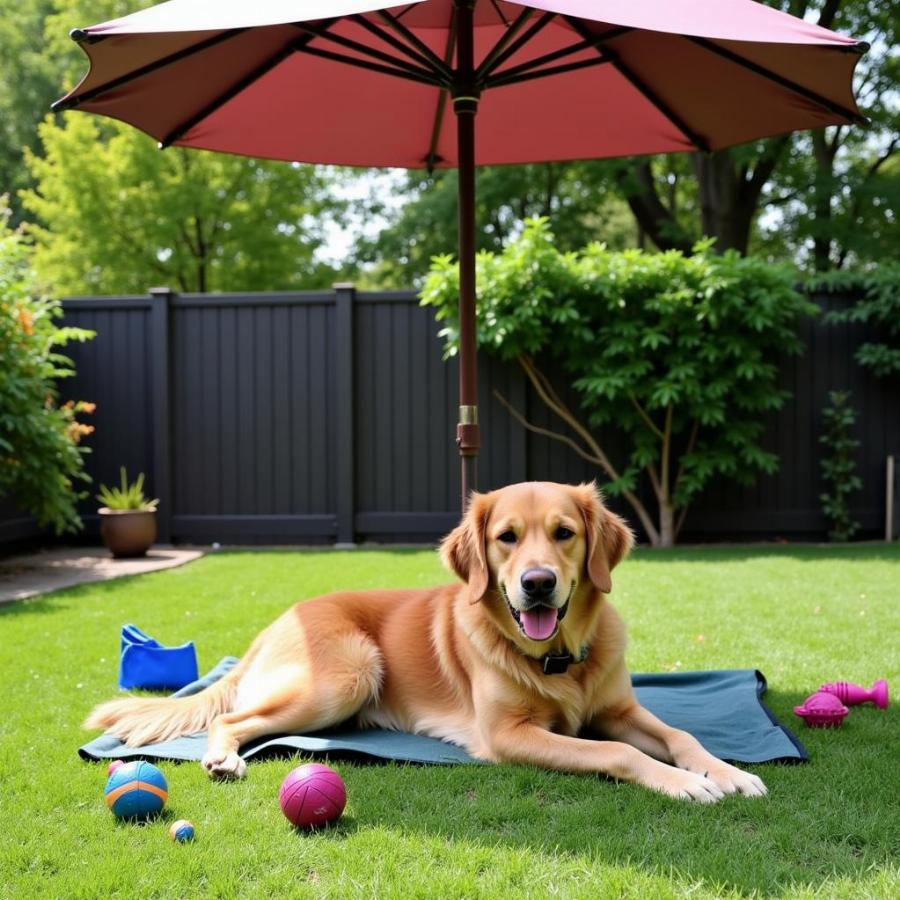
[83,672,239,747]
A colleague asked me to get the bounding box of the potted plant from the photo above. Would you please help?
[97,467,159,558]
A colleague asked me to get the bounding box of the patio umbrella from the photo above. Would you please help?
[54,0,866,504]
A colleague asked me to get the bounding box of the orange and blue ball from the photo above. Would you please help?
[169,819,195,843]
[104,760,168,820]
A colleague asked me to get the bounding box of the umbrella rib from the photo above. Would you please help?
[52,28,249,112]
[157,26,338,149]
[426,92,450,170]
[487,54,612,89]
[606,55,711,152]
[687,36,868,126]
[393,4,418,22]
[488,0,510,28]
[485,39,596,82]
[351,15,452,81]
[424,8,458,171]
[291,22,450,86]
[483,37,604,85]
[485,25,633,85]
[374,11,455,82]
[474,9,542,81]
[296,43,445,87]
[563,16,710,152]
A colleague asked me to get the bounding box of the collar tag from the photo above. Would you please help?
[540,645,588,675]
[542,652,574,675]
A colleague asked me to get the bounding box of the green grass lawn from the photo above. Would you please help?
[1,544,898,899]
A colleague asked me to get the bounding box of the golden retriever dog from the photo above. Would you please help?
[86,481,766,802]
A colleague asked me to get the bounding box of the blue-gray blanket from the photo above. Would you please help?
[79,658,807,766]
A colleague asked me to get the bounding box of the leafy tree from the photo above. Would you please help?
[22,115,342,294]
[0,0,146,226]
[423,219,816,546]
[0,200,94,533]
[355,163,634,287]
[818,390,862,541]
[0,0,64,225]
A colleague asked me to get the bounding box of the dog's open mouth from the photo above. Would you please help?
[503,583,572,641]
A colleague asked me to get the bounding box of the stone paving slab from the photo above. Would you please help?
[0,547,204,605]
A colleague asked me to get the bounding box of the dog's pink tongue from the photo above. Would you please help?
[520,606,558,641]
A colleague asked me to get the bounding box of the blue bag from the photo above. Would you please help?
[118,624,199,691]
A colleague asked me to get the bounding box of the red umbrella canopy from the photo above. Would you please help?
[57,0,866,169]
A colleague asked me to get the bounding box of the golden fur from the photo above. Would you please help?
[86,481,766,802]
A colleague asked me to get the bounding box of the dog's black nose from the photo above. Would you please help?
[520,568,557,599]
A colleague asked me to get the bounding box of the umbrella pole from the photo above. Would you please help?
[454,0,479,509]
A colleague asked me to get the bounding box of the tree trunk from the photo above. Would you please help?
[618,161,694,255]
[658,499,675,548]
[692,152,759,254]
[656,403,675,547]
[811,129,838,271]
[496,356,663,547]
[620,141,789,257]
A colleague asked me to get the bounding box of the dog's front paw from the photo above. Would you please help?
[202,749,247,780]
[644,764,725,803]
[704,761,767,798]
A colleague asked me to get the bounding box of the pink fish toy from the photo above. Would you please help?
[819,679,889,709]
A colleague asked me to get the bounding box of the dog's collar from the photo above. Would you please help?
[539,645,589,675]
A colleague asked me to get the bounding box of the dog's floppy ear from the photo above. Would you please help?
[440,491,491,603]
[573,482,634,594]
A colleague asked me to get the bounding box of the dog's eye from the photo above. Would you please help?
[497,530,517,544]
[555,526,575,541]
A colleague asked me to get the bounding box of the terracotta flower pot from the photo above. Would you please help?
[98,507,157,558]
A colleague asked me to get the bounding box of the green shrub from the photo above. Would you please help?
[0,202,95,533]
[819,391,862,542]
[423,219,816,545]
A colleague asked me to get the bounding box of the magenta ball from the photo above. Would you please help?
[107,760,125,777]
[279,763,346,829]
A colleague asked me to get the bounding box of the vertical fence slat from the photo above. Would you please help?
[334,284,356,544]
[148,288,173,543]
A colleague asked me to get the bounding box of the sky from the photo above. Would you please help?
[313,168,408,267]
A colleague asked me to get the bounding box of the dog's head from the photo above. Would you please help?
[440,481,633,646]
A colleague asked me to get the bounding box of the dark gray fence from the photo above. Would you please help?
[2,286,897,548]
